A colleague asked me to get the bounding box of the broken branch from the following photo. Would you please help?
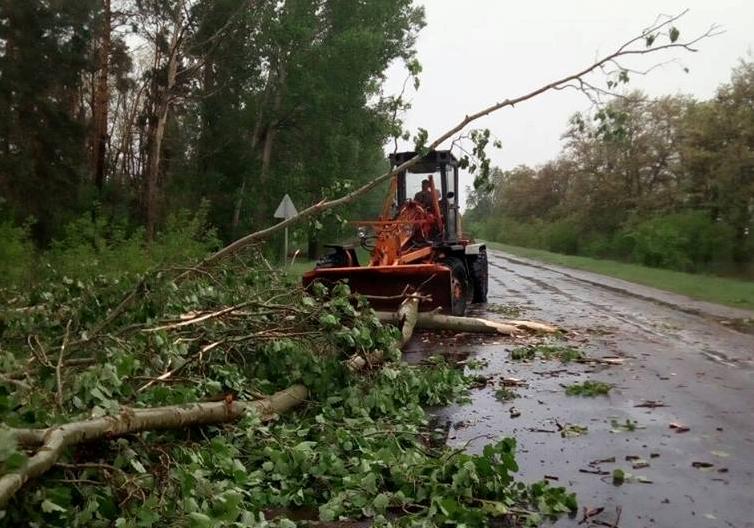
[188,12,716,271]
[0,385,307,508]
[376,311,522,335]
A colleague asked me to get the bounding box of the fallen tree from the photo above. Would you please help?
[345,295,419,371]
[1,250,580,525]
[376,310,559,336]
[0,385,308,508]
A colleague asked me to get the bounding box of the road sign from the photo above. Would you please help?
[274,194,298,219]
[274,194,298,266]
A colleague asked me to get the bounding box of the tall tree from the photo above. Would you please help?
[90,0,112,192]
[0,0,97,243]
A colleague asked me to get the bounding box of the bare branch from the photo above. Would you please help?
[0,385,308,507]
[55,321,72,411]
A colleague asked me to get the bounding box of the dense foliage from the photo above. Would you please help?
[466,61,754,277]
[0,256,576,526]
[0,0,423,254]
[0,204,220,290]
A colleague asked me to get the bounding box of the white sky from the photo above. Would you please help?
[383,0,754,208]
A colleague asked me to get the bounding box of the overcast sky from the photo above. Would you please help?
[383,0,754,207]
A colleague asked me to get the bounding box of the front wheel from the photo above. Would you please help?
[442,257,471,316]
[470,247,488,303]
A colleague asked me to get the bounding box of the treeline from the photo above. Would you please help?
[466,61,754,277]
[0,0,424,271]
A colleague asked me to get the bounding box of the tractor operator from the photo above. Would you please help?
[414,179,434,211]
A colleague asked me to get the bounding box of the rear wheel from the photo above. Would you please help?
[470,247,488,303]
[442,257,471,316]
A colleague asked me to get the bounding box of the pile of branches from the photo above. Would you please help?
[0,254,575,526]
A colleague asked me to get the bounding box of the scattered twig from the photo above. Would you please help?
[579,506,605,524]
[55,321,72,410]
[137,340,224,392]
[635,400,668,408]
[0,374,31,391]
[143,302,252,332]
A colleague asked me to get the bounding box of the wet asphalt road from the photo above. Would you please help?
[408,250,754,528]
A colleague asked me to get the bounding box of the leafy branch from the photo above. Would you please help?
[192,10,719,271]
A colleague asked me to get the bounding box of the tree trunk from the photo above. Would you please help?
[145,14,183,241]
[232,82,267,234]
[0,385,307,508]
[253,65,286,227]
[376,311,559,335]
[91,0,111,192]
[346,296,418,371]
[397,296,419,345]
[307,226,319,260]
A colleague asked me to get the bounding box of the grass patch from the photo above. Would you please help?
[284,258,316,279]
[484,241,754,311]
[560,424,588,438]
[565,380,612,397]
[610,418,642,433]
[494,387,519,401]
[487,303,525,318]
[510,343,585,363]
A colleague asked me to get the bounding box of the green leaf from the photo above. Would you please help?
[612,468,625,485]
[130,458,147,473]
[4,451,27,470]
[481,500,508,516]
[188,512,213,528]
[319,313,339,329]
[372,492,390,512]
[41,499,66,513]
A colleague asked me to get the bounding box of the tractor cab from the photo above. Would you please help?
[304,149,488,316]
[390,150,461,243]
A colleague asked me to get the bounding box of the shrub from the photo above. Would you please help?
[44,201,220,281]
[0,220,35,289]
[543,218,581,255]
[627,211,735,271]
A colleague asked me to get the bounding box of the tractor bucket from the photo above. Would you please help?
[302,264,452,313]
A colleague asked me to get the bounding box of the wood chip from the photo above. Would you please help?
[669,422,689,433]
[635,400,668,408]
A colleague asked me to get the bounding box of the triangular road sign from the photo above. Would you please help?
[274,194,298,219]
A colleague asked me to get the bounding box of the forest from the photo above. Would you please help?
[465,61,754,277]
[0,0,424,288]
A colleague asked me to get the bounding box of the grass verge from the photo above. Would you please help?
[484,241,754,311]
[284,258,316,279]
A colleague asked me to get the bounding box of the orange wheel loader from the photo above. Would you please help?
[302,150,488,316]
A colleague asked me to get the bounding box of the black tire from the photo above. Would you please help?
[442,257,472,316]
[470,246,488,303]
[316,247,357,269]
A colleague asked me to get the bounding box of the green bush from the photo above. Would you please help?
[0,220,35,289]
[478,217,544,248]
[6,202,223,285]
[543,218,581,255]
[627,211,735,271]
[150,203,221,266]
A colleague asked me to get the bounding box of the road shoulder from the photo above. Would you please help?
[491,249,754,326]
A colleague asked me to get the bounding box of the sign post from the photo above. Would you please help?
[273,194,298,266]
